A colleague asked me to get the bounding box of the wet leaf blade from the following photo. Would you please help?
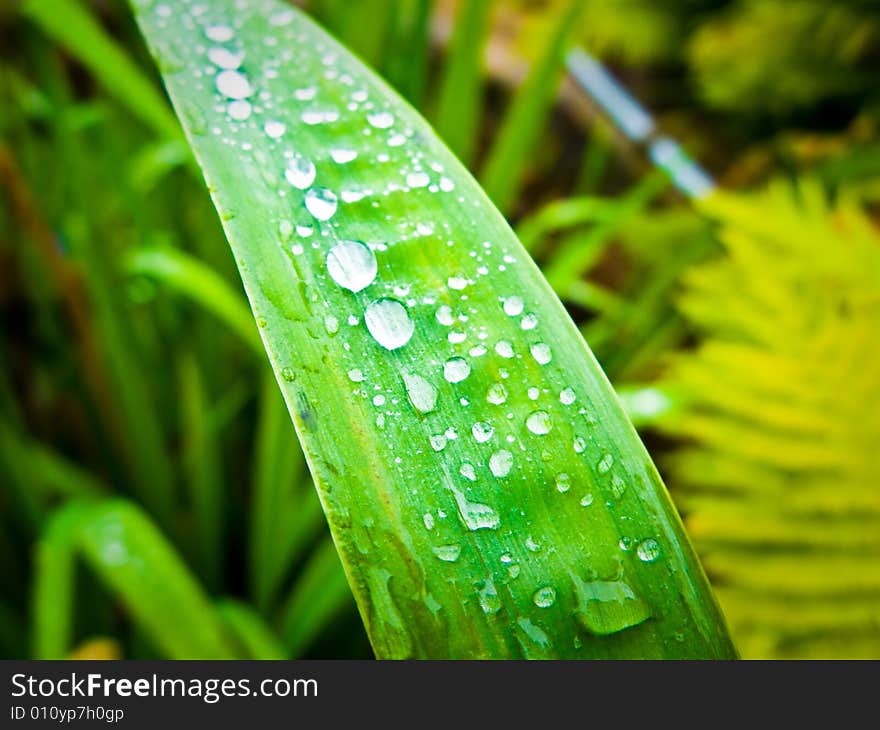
[130,0,735,659]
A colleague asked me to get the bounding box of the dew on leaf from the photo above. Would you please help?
[364,298,414,350]
[215,69,252,99]
[403,372,438,414]
[489,450,513,478]
[443,357,470,383]
[503,296,524,316]
[486,383,508,405]
[433,544,461,563]
[304,187,338,220]
[472,422,494,443]
[326,240,377,292]
[526,410,552,435]
[530,342,552,365]
[637,539,661,563]
[284,155,316,189]
[367,111,394,129]
[533,586,557,608]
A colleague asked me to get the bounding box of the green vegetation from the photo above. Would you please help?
[0,0,876,659]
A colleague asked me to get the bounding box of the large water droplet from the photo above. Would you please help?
[533,586,557,608]
[304,187,338,220]
[205,24,234,42]
[326,240,377,292]
[530,342,552,365]
[227,100,251,120]
[448,485,500,531]
[495,340,514,358]
[489,450,513,478]
[443,357,470,383]
[331,148,358,164]
[284,156,316,189]
[503,296,524,316]
[486,383,508,405]
[364,298,414,350]
[435,305,454,326]
[432,544,461,563]
[403,372,438,414]
[215,70,252,99]
[367,111,394,129]
[572,577,652,636]
[560,387,577,405]
[636,539,661,563]
[207,47,244,69]
[472,422,494,443]
[526,410,552,435]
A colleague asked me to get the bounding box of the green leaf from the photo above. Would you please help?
[130,0,734,658]
[33,499,237,659]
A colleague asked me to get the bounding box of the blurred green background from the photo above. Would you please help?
[0,0,878,659]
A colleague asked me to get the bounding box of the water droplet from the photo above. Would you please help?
[579,493,594,507]
[443,357,470,383]
[433,544,461,563]
[324,315,339,335]
[447,275,468,291]
[448,330,466,344]
[264,120,286,138]
[597,453,614,474]
[372,394,386,407]
[367,111,394,129]
[331,148,358,164]
[469,344,487,357]
[325,240,377,292]
[460,463,476,481]
[429,434,447,451]
[637,539,661,563]
[478,580,501,614]
[527,387,540,401]
[284,156,316,189]
[573,436,587,453]
[508,565,521,579]
[403,372,438,414]
[348,368,364,383]
[517,617,550,647]
[503,296,524,316]
[364,299,414,350]
[205,24,233,42]
[439,176,455,192]
[406,171,430,188]
[560,387,576,405]
[489,450,513,478]
[618,536,634,551]
[294,86,317,100]
[423,513,435,530]
[555,473,571,493]
[495,340,514,358]
[304,187,338,220]
[281,367,295,382]
[435,305,454,326]
[526,410,552,435]
[533,586,556,608]
[530,343,552,365]
[472,422,494,443]
[486,383,508,405]
[227,100,251,120]
[207,47,244,69]
[448,485,499,531]
[521,312,538,330]
[611,474,627,500]
[572,577,652,636]
[215,70,252,99]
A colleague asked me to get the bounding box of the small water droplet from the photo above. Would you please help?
[205,24,233,42]
[559,387,577,405]
[443,357,470,383]
[367,111,394,129]
[348,368,364,383]
[406,171,430,188]
[580,493,594,507]
[527,387,540,401]
[533,586,556,608]
[326,240,377,292]
[597,453,614,474]
[503,296,524,316]
[264,120,285,138]
[215,69,252,99]
[525,535,541,552]
[324,315,339,335]
[372,394,386,407]
[330,148,358,164]
[364,298,414,350]
[573,436,587,453]
[429,434,447,451]
[435,305,454,326]
[227,99,251,120]
[486,383,508,405]
[433,544,461,563]
[530,342,552,365]
[469,344,487,357]
[403,372,438,414]
[304,187,338,220]
[526,410,552,435]
[521,312,538,330]
[294,86,317,100]
[281,367,295,382]
[472,422,494,443]
[495,340,514,358]
[611,473,627,500]
[447,275,468,291]
[637,539,661,563]
[207,46,244,69]
[460,463,476,481]
[284,155,316,189]
[555,473,571,493]
[489,450,513,478]
[478,580,501,614]
[423,513,435,530]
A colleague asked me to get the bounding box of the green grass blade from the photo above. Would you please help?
[126,246,262,354]
[33,499,238,659]
[479,0,585,214]
[383,0,432,106]
[20,0,180,139]
[216,599,287,659]
[433,0,492,166]
[130,0,734,658]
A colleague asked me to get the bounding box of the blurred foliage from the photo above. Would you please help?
[655,182,880,658]
[0,0,877,658]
